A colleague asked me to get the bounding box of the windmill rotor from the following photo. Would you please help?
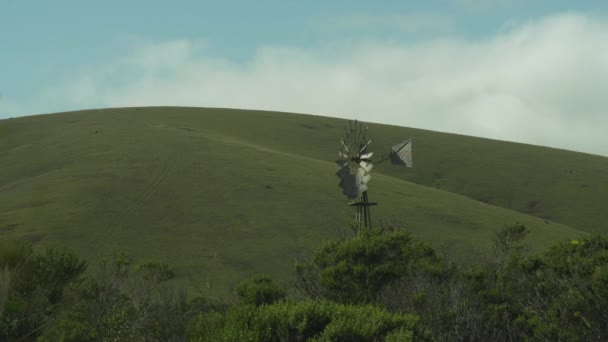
[336,120,374,199]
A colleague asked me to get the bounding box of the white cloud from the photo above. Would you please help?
[31,12,608,156]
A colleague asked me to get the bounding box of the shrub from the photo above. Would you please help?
[39,253,186,342]
[296,227,444,304]
[0,239,87,341]
[33,246,87,303]
[509,235,608,341]
[190,300,432,341]
[235,274,286,306]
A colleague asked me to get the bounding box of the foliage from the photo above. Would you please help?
[0,238,87,341]
[33,246,88,304]
[376,224,608,341]
[378,224,531,341]
[5,223,608,341]
[235,274,286,306]
[190,300,432,342]
[296,227,444,304]
[507,235,608,341]
[493,222,529,266]
[39,254,187,342]
[0,266,10,318]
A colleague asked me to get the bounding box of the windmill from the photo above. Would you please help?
[336,120,412,230]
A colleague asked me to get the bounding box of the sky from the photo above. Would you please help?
[1,0,607,156]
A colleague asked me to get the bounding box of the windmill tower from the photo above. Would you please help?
[336,120,412,230]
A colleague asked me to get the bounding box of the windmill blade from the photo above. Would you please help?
[359,139,372,154]
[359,160,374,173]
[337,162,370,199]
[336,160,353,178]
[340,139,350,153]
[339,179,359,198]
[337,171,367,198]
[361,172,371,185]
[389,139,412,167]
[335,161,354,175]
[336,167,355,196]
[356,168,370,193]
[360,152,374,161]
[356,167,371,187]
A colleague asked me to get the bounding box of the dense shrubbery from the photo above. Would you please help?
[0,239,87,341]
[507,235,608,340]
[1,223,607,341]
[294,223,608,341]
[190,299,430,341]
[295,227,444,304]
[39,253,186,341]
[235,274,286,306]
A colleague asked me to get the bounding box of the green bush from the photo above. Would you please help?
[7,226,608,341]
[190,300,432,341]
[235,274,286,306]
[296,227,444,304]
[38,312,99,342]
[509,235,608,341]
[135,259,174,282]
[33,246,87,303]
[0,239,87,341]
[39,253,186,342]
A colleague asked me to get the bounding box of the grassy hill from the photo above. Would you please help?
[0,106,600,295]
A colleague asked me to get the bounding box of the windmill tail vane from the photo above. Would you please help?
[335,120,413,230]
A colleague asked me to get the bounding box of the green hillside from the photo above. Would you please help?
[0,107,598,295]
[137,107,607,233]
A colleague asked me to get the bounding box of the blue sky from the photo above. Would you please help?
[1,1,607,155]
